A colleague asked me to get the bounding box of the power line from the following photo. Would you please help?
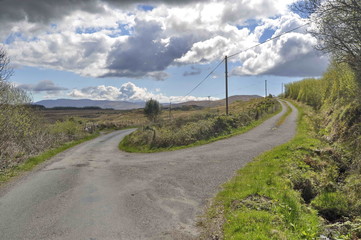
[180,59,224,101]
[228,22,310,59]
[180,22,310,102]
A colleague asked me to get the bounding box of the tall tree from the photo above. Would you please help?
[294,0,361,83]
[144,99,162,122]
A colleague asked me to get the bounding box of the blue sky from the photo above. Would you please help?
[1,0,329,103]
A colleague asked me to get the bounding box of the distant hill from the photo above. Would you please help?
[171,95,261,108]
[35,95,261,110]
[35,99,144,110]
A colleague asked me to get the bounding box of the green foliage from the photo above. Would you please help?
[285,78,325,109]
[285,61,361,153]
[121,98,280,152]
[276,102,292,127]
[0,133,99,185]
[311,191,349,221]
[144,99,162,122]
[203,103,321,239]
[0,48,97,170]
[293,0,361,83]
[284,61,361,237]
[49,118,86,143]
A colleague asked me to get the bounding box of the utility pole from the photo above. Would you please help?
[265,80,268,98]
[225,55,229,115]
[208,96,211,108]
[282,83,284,96]
[169,99,172,120]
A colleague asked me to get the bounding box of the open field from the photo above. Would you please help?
[37,108,148,127]
[36,97,263,128]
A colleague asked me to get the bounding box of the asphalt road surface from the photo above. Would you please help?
[0,101,297,240]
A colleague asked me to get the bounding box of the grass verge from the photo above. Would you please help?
[119,106,282,153]
[0,133,99,185]
[200,101,322,240]
[276,100,292,127]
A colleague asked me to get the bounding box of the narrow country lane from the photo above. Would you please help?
[0,101,297,240]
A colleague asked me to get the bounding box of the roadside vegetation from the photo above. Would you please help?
[284,61,361,238]
[201,61,361,239]
[120,97,281,152]
[0,47,101,183]
[200,0,361,238]
[200,103,321,240]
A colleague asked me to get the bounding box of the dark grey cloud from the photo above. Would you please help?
[147,71,169,81]
[183,66,202,76]
[18,80,68,93]
[232,33,329,77]
[105,0,209,7]
[0,0,209,26]
[0,0,105,25]
[264,36,329,77]
[104,20,196,79]
[264,52,329,77]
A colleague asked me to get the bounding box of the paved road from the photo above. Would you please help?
[0,101,297,240]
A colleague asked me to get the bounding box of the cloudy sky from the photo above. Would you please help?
[1,0,328,103]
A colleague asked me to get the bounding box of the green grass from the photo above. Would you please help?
[276,100,292,127]
[119,106,282,153]
[0,133,99,185]
[202,101,322,240]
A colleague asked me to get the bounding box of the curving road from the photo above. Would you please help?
[0,101,297,240]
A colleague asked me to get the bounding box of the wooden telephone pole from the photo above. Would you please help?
[225,55,229,115]
[265,80,268,97]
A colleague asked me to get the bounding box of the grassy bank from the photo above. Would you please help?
[283,62,361,239]
[119,98,281,153]
[276,100,292,127]
[120,110,280,153]
[200,102,322,239]
[0,132,99,185]
[202,97,361,239]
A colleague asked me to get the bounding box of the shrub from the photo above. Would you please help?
[123,98,280,150]
[49,119,85,143]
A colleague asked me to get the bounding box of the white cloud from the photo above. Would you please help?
[68,82,218,103]
[2,0,327,80]
[231,14,329,77]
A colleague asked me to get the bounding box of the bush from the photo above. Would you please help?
[123,98,280,150]
[0,48,96,171]
[49,119,85,143]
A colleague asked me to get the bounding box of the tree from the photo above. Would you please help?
[0,47,38,168]
[0,46,13,81]
[144,99,162,122]
[0,46,30,105]
[293,0,361,83]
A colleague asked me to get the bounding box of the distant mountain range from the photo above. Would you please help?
[35,95,262,110]
[171,95,262,108]
[35,99,145,110]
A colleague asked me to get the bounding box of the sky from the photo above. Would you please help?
[0,0,329,103]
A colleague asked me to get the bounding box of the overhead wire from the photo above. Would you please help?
[228,22,310,58]
[180,22,310,100]
[180,58,224,101]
